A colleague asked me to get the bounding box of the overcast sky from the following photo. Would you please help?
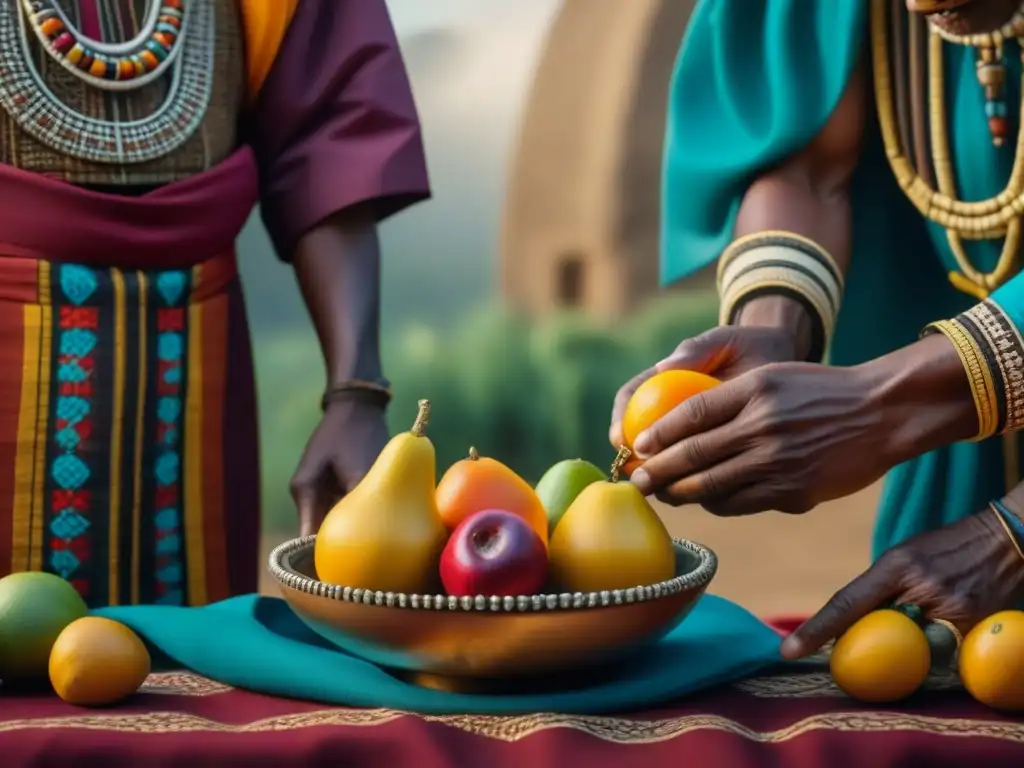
[385,0,560,36]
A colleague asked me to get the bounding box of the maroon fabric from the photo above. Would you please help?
[0,670,1023,766]
[222,282,261,597]
[0,148,259,269]
[249,0,432,260]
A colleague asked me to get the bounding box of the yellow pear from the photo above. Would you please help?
[314,399,449,594]
[548,447,675,593]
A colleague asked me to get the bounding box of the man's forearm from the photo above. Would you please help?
[726,166,855,362]
[292,205,384,387]
[723,65,863,361]
[858,334,979,468]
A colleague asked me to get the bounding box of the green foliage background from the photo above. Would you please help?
[258,291,718,533]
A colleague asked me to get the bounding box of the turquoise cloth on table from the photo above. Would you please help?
[96,593,782,715]
[663,0,1024,558]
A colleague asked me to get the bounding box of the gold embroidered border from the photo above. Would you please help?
[0,707,1022,744]
[735,670,963,699]
[923,319,1000,439]
[6,670,1006,745]
[961,300,1024,433]
[140,672,232,697]
[138,667,970,704]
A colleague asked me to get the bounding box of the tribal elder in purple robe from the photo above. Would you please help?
[0,0,430,607]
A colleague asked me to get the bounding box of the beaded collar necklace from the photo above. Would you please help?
[0,0,216,165]
[20,0,186,91]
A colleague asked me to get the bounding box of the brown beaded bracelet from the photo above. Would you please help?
[321,378,393,412]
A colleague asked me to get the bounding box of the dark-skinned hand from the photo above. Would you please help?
[626,360,893,515]
[290,400,389,537]
[781,508,1024,659]
[609,325,803,447]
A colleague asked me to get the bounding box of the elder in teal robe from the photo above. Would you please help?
[659,0,1024,559]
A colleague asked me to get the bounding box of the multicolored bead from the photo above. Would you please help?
[974,43,1012,147]
[25,0,186,87]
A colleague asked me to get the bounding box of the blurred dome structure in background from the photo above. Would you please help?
[501,0,703,322]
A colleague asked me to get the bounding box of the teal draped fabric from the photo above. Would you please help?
[662,0,1023,557]
[98,593,783,714]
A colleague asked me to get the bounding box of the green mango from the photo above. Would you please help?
[536,458,607,533]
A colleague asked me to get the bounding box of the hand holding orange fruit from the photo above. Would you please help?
[610,323,918,514]
[609,323,804,452]
[621,369,722,451]
[613,369,720,483]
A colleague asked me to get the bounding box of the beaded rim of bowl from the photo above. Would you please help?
[268,535,717,613]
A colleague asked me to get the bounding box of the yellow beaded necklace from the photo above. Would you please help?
[871,0,1024,299]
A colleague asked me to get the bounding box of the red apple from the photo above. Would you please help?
[440,509,548,597]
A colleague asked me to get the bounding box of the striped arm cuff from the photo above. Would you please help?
[921,319,1000,440]
[717,231,844,362]
[923,298,1024,439]
[960,300,1024,434]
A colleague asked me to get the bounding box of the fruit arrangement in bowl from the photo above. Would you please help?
[269,397,718,685]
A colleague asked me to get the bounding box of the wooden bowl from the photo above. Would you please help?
[268,535,717,689]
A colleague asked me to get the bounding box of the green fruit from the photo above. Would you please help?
[893,603,924,624]
[0,572,88,683]
[924,621,959,670]
[536,458,607,532]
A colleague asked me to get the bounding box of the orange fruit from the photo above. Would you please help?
[829,609,931,703]
[621,370,721,450]
[436,447,549,546]
[49,616,151,706]
[960,611,1024,711]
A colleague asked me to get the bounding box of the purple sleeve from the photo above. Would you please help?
[248,0,431,261]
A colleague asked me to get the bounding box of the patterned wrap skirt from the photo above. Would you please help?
[0,149,262,608]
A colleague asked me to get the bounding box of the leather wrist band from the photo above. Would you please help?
[321,378,393,412]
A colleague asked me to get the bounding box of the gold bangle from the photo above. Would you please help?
[990,503,1024,564]
[925,320,999,441]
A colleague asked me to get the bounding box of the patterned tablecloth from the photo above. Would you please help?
[2,667,1024,766]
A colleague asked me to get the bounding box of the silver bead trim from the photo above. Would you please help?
[267,535,718,613]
